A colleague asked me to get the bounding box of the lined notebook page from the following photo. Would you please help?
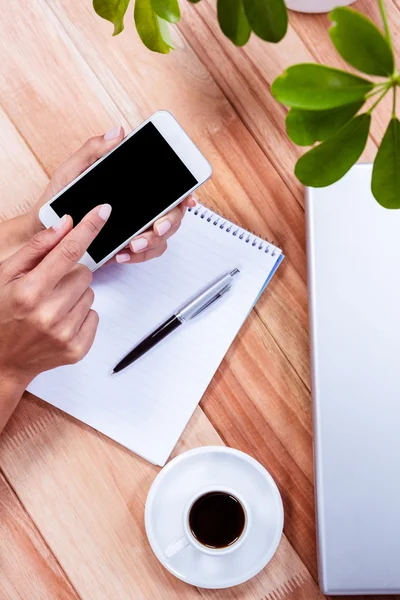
[28,205,283,466]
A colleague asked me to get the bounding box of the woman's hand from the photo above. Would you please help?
[29,126,195,265]
[0,204,111,431]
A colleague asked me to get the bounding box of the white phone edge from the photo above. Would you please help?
[39,110,212,271]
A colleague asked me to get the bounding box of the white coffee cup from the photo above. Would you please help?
[165,485,252,558]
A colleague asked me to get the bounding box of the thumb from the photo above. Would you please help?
[1,214,73,282]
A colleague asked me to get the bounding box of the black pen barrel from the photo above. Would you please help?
[113,315,182,373]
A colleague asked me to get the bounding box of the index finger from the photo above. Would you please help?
[35,203,112,289]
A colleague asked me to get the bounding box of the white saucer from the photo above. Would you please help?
[145,447,284,589]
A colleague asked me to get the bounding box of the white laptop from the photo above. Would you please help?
[307,164,400,595]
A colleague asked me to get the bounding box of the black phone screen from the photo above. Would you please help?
[50,122,198,263]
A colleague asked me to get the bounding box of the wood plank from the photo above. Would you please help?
[0,394,324,599]
[0,0,129,175]
[0,470,79,599]
[0,106,48,222]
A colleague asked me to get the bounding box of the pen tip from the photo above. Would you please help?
[230,268,240,277]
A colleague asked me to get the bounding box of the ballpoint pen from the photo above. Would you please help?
[112,268,240,374]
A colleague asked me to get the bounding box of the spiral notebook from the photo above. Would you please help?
[28,204,283,465]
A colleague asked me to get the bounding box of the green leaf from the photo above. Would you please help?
[217,0,251,46]
[157,14,174,47]
[243,0,287,43]
[272,64,374,110]
[93,0,130,35]
[372,118,400,208]
[286,101,364,146]
[295,113,370,187]
[134,0,173,53]
[329,7,394,77]
[151,0,180,23]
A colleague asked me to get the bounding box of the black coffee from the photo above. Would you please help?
[188,491,245,549]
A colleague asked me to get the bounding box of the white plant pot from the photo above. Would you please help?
[285,0,354,13]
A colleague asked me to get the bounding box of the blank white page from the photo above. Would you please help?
[29,204,282,466]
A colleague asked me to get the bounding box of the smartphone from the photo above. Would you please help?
[39,111,212,271]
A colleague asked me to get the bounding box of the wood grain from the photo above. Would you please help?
[0,470,78,599]
[0,106,48,222]
[0,0,398,598]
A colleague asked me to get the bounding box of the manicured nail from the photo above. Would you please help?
[53,214,67,231]
[116,252,131,263]
[131,237,148,252]
[104,126,122,141]
[155,219,171,236]
[98,203,112,221]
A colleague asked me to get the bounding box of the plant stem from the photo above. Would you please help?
[366,82,390,100]
[367,84,391,114]
[378,0,392,53]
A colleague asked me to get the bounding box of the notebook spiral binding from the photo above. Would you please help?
[188,205,278,256]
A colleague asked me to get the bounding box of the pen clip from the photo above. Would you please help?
[188,283,232,320]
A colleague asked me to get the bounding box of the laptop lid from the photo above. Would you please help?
[307,164,400,594]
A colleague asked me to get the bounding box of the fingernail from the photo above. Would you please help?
[116,252,131,263]
[188,197,196,207]
[98,203,112,221]
[155,219,171,236]
[104,126,122,141]
[53,214,67,231]
[131,237,148,252]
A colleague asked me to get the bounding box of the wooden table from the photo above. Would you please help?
[0,1,398,598]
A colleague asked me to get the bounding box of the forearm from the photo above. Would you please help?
[0,375,26,433]
[0,210,42,264]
